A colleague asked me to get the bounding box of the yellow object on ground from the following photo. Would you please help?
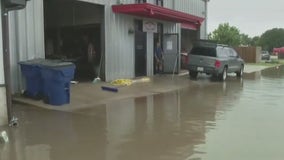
[132,77,151,83]
[111,77,151,86]
[111,79,133,86]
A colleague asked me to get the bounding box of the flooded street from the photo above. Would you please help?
[1,66,284,160]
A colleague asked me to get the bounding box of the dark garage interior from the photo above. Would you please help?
[43,0,105,81]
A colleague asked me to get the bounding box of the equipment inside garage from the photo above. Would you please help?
[43,0,105,81]
[180,29,198,69]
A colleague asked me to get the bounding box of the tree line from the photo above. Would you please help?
[208,23,284,52]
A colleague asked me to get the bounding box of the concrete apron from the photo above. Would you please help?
[0,87,8,126]
[12,65,281,113]
[12,76,193,113]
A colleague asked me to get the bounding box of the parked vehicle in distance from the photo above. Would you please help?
[188,41,245,81]
[261,51,270,60]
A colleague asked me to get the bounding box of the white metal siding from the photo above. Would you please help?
[164,0,174,9]
[175,0,205,17]
[146,0,207,39]
[0,2,4,85]
[0,87,8,126]
[147,0,173,9]
[147,0,154,4]
[146,32,154,76]
[9,0,45,93]
[0,2,7,126]
[78,0,106,5]
[175,0,207,39]
[199,22,207,39]
[6,0,208,91]
[105,4,135,81]
[117,0,136,4]
[79,0,135,5]
[147,0,205,16]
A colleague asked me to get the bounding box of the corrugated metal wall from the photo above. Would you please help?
[118,0,135,4]
[6,0,208,90]
[147,0,207,39]
[105,1,135,81]
[80,0,135,5]
[0,2,7,126]
[78,0,106,5]
[146,0,205,18]
[175,0,207,39]
[0,2,4,85]
[146,32,154,76]
[147,0,173,8]
[9,0,45,93]
[104,0,183,80]
[175,0,205,17]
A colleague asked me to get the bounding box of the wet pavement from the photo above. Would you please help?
[1,66,284,160]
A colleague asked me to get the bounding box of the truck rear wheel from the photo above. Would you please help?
[236,65,244,77]
[219,67,227,81]
[189,71,198,79]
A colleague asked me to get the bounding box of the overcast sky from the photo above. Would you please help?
[208,0,284,37]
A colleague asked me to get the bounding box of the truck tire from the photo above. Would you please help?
[219,67,227,81]
[189,71,198,79]
[236,65,244,77]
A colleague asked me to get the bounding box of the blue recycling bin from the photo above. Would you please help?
[41,62,75,106]
[19,59,45,99]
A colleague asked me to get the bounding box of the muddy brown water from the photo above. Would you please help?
[1,66,284,160]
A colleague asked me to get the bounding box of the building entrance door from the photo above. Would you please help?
[135,30,147,77]
[163,34,179,73]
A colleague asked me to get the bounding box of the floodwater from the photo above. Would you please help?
[1,66,284,160]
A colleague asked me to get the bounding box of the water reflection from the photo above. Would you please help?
[0,76,247,160]
[102,79,242,160]
[242,65,284,108]
[244,71,261,80]
[261,65,284,79]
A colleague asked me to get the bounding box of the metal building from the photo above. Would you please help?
[2,0,209,94]
[0,1,8,125]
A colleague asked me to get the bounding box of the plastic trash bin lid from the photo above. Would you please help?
[41,61,75,68]
[38,59,62,66]
[18,58,46,65]
[18,59,74,68]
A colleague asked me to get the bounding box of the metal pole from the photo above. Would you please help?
[1,5,18,127]
[172,53,178,80]
[204,0,208,39]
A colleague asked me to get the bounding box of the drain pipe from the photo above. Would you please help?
[1,1,28,127]
[202,0,210,39]
[1,3,15,127]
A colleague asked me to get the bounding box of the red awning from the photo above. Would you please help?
[112,3,204,29]
[181,23,199,31]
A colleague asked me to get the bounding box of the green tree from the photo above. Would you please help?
[209,23,241,46]
[258,28,284,51]
[240,33,251,46]
[250,36,260,46]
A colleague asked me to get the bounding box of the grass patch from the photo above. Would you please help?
[247,59,284,67]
